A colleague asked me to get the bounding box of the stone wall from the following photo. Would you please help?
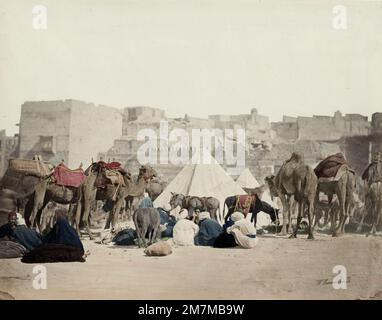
[0,130,18,177]
[297,112,370,141]
[19,100,122,168]
[271,122,298,141]
[371,113,382,155]
[246,140,342,183]
[19,100,72,164]
[68,100,122,167]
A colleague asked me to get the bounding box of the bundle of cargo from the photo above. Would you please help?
[0,158,54,191]
[8,158,53,177]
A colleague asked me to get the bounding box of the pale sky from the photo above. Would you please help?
[1,0,381,135]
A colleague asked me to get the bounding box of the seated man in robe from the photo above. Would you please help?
[214,212,244,248]
[227,212,258,249]
[22,208,86,263]
[157,203,177,238]
[0,212,42,252]
[195,211,222,246]
[172,209,199,246]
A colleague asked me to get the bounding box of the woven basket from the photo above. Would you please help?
[8,158,53,177]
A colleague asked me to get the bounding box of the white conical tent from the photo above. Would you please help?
[153,154,246,223]
[236,168,260,189]
[236,168,277,226]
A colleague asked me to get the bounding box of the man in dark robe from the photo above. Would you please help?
[362,152,382,186]
[0,212,42,252]
[22,209,85,263]
[195,212,222,246]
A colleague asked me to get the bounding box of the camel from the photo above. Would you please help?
[83,165,157,230]
[265,175,297,234]
[107,165,157,229]
[315,156,356,237]
[23,162,102,235]
[146,178,166,201]
[366,182,382,236]
[361,153,382,236]
[267,152,317,239]
[121,176,165,221]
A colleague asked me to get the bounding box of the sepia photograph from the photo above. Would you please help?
[0,0,381,305]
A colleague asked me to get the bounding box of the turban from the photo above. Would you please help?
[16,213,26,226]
[198,211,210,221]
[8,212,17,221]
[178,209,188,220]
[163,203,172,212]
[231,211,245,222]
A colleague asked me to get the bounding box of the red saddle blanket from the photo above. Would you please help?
[234,195,257,216]
[98,161,121,170]
[52,163,86,187]
[314,153,349,179]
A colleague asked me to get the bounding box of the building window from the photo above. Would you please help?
[39,136,54,153]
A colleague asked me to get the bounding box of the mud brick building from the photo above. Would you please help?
[0,130,18,177]
[18,99,122,168]
[13,98,378,184]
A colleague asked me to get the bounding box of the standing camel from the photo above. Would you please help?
[80,165,157,232]
[268,152,317,239]
[314,153,356,237]
[361,152,382,236]
[25,162,101,236]
[105,165,157,229]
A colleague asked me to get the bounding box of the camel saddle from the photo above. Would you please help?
[234,195,257,216]
[94,161,127,188]
[52,163,86,188]
[314,153,354,182]
[104,170,126,187]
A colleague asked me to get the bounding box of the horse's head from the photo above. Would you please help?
[265,175,277,198]
[169,192,184,210]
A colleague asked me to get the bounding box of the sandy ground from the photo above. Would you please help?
[0,233,381,300]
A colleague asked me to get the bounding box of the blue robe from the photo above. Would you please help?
[196,219,223,246]
[0,223,42,252]
[139,197,153,208]
[158,209,176,238]
[43,217,84,254]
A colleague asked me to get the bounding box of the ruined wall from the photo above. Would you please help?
[0,130,18,177]
[371,112,382,156]
[68,100,122,167]
[341,136,370,176]
[246,140,342,183]
[19,100,72,163]
[271,122,298,141]
[296,113,370,141]
[19,100,122,168]
[122,107,166,136]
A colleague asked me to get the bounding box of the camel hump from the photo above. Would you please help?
[289,152,304,163]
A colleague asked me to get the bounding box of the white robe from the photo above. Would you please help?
[227,219,258,249]
[172,219,199,246]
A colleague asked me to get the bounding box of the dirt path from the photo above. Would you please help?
[0,234,381,300]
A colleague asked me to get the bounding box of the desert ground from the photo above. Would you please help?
[0,232,381,300]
